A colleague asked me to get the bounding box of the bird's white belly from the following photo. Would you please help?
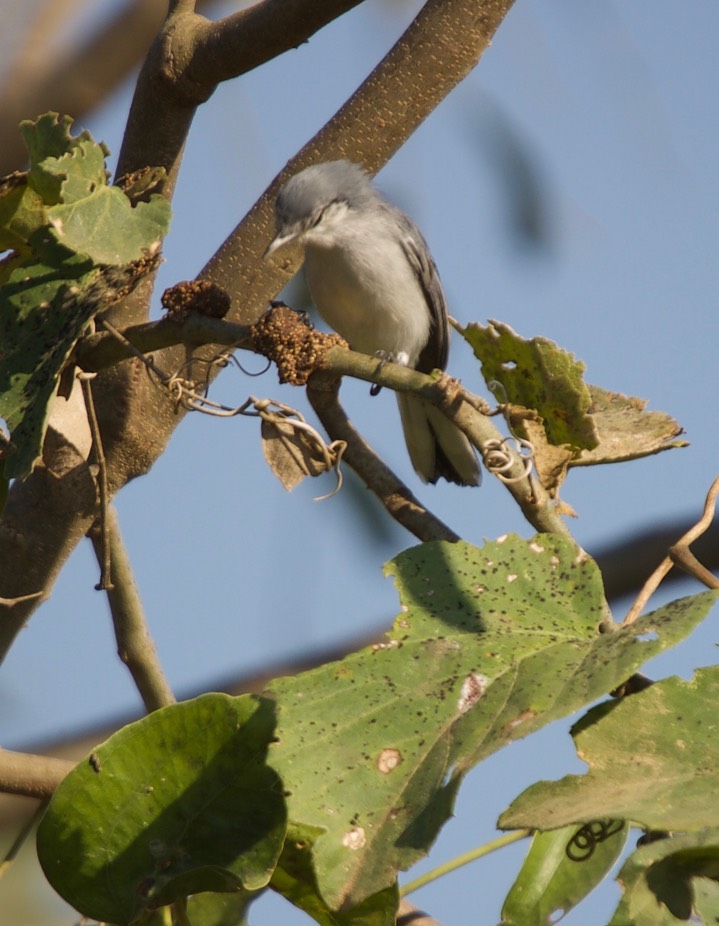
[304,239,430,367]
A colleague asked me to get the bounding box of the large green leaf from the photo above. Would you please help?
[37,694,286,925]
[267,536,714,912]
[499,661,719,833]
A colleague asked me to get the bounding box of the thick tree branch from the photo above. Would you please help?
[0,749,75,800]
[178,0,368,94]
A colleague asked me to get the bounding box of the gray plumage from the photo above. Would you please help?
[266,160,480,486]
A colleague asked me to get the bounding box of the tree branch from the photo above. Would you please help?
[179,0,368,93]
[0,749,75,800]
[76,307,570,540]
[90,506,177,711]
[307,374,461,544]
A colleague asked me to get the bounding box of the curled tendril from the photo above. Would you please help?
[566,820,624,861]
[479,380,535,483]
[96,319,345,496]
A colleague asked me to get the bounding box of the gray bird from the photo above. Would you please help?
[266,160,480,486]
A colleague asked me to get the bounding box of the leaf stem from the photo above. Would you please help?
[400,829,531,896]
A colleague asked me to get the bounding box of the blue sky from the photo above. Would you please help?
[2,1,719,923]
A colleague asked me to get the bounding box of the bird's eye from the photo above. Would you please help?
[308,207,326,229]
[311,197,349,228]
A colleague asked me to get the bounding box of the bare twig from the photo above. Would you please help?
[622,475,719,625]
[78,372,112,590]
[318,345,572,539]
[307,374,461,543]
[0,591,43,607]
[90,506,176,711]
[668,475,719,589]
[0,797,49,877]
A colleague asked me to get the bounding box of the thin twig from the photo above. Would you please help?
[307,374,461,543]
[0,591,43,607]
[668,475,719,589]
[90,505,176,711]
[78,371,113,590]
[0,798,49,878]
[622,475,719,625]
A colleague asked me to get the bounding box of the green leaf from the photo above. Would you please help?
[266,536,712,912]
[461,319,598,451]
[460,321,686,471]
[181,890,254,926]
[37,693,287,926]
[0,175,47,251]
[501,822,628,924]
[0,251,98,478]
[47,185,170,265]
[499,659,719,833]
[609,829,719,926]
[0,114,169,478]
[20,112,108,205]
[271,825,399,925]
[115,891,254,926]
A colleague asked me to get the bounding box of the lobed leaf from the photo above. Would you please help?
[459,321,686,479]
[499,659,719,833]
[0,114,170,478]
[20,112,108,205]
[461,319,598,451]
[47,185,169,266]
[266,535,713,911]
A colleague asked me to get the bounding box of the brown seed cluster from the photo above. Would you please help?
[161,280,231,323]
[250,304,346,386]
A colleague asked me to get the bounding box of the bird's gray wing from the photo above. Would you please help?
[388,205,450,373]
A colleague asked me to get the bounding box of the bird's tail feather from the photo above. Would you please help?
[397,394,480,486]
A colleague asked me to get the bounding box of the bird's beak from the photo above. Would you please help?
[264,228,298,259]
